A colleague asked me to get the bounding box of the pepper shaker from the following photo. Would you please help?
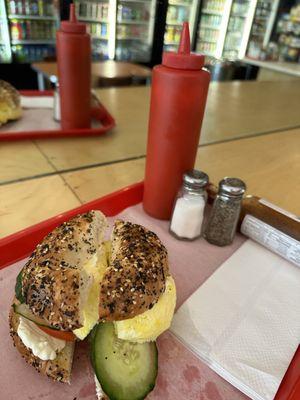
[170,170,209,240]
[204,177,246,246]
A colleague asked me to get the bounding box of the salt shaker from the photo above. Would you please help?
[204,177,246,246]
[170,170,209,240]
[53,81,60,122]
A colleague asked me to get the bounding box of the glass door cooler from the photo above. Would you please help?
[222,0,257,59]
[115,0,156,62]
[74,0,110,60]
[164,0,198,51]
[196,0,232,58]
[0,0,11,61]
[246,0,280,59]
[6,0,58,62]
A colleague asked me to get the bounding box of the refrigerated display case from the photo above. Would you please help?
[164,0,199,51]
[115,0,156,62]
[75,0,157,63]
[222,0,257,59]
[246,0,280,59]
[2,0,59,63]
[74,0,110,60]
[0,0,11,61]
[196,0,233,58]
[274,3,300,62]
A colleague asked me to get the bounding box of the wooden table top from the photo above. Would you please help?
[1,127,299,239]
[32,61,152,81]
[2,80,300,186]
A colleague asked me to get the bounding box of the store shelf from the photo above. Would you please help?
[78,17,108,23]
[164,41,179,45]
[91,36,108,40]
[251,32,265,37]
[117,36,147,41]
[166,21,185,26]
[169,1,190,6]
[8,14,56,20]
[200,23,220,30]
[117,20,148,25]
[254,16,269,21]
[202,9,223,16]
[119,0,151,4]
[201,50,216,57]
[230,13,247,18]
[223,47,239,51]
[226,30,242,36]
[11,39,55,45]
[199,38,217,44]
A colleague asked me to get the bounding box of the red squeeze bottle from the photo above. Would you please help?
[143,22,210,220]
[56,4,91,130]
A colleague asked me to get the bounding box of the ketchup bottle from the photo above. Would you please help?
[143,23,210,220]
[56,4,91,130]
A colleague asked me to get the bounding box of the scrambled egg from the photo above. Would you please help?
[114,275,176,343]
[73,242,110,340]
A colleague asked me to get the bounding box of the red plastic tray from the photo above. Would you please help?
[0,181,298,400]
[0,90,115,141]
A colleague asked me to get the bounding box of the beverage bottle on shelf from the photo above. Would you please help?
[38,0,43,16]
[10,1,17,15]
[57,4,91,129]
[143,23,210,219]
[102,4,108,19]
[32,0,39,15]
[98,3,102,20]
[117,5,122,22]
[101,23,107,37]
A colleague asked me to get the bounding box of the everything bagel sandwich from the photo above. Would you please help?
[9,210,176,399]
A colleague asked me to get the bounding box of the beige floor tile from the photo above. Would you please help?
[62,158,145,203]
[0,141,54,184]
[0,175,80,238]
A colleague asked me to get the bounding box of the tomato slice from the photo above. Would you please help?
[37,325,76,342]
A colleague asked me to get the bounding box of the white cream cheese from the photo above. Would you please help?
[17,317,66,361]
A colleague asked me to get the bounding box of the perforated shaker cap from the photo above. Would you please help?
[219,177,246,197]
[163,22,205,70]
[61,4,86,34]
[183,170,209,190]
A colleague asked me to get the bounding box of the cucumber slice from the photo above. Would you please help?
[15,270,25,303]
[13,303,55,329]
[91,322,158,400]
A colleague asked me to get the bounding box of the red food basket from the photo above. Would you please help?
[0,181,298,399]
[0,90,115,141]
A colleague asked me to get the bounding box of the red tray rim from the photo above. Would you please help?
[0,90,116,141]
[0,180,298,400]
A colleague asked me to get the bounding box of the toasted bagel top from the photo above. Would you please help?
[99,220,169,321]
[21,210,107,330]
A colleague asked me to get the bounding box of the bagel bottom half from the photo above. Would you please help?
[9,305,75,383]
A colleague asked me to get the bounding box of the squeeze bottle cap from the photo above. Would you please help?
[61,4,86,34]
[162,22,204,70]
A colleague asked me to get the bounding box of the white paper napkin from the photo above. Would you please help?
[171,240,300,400]
[21,96,53,109]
